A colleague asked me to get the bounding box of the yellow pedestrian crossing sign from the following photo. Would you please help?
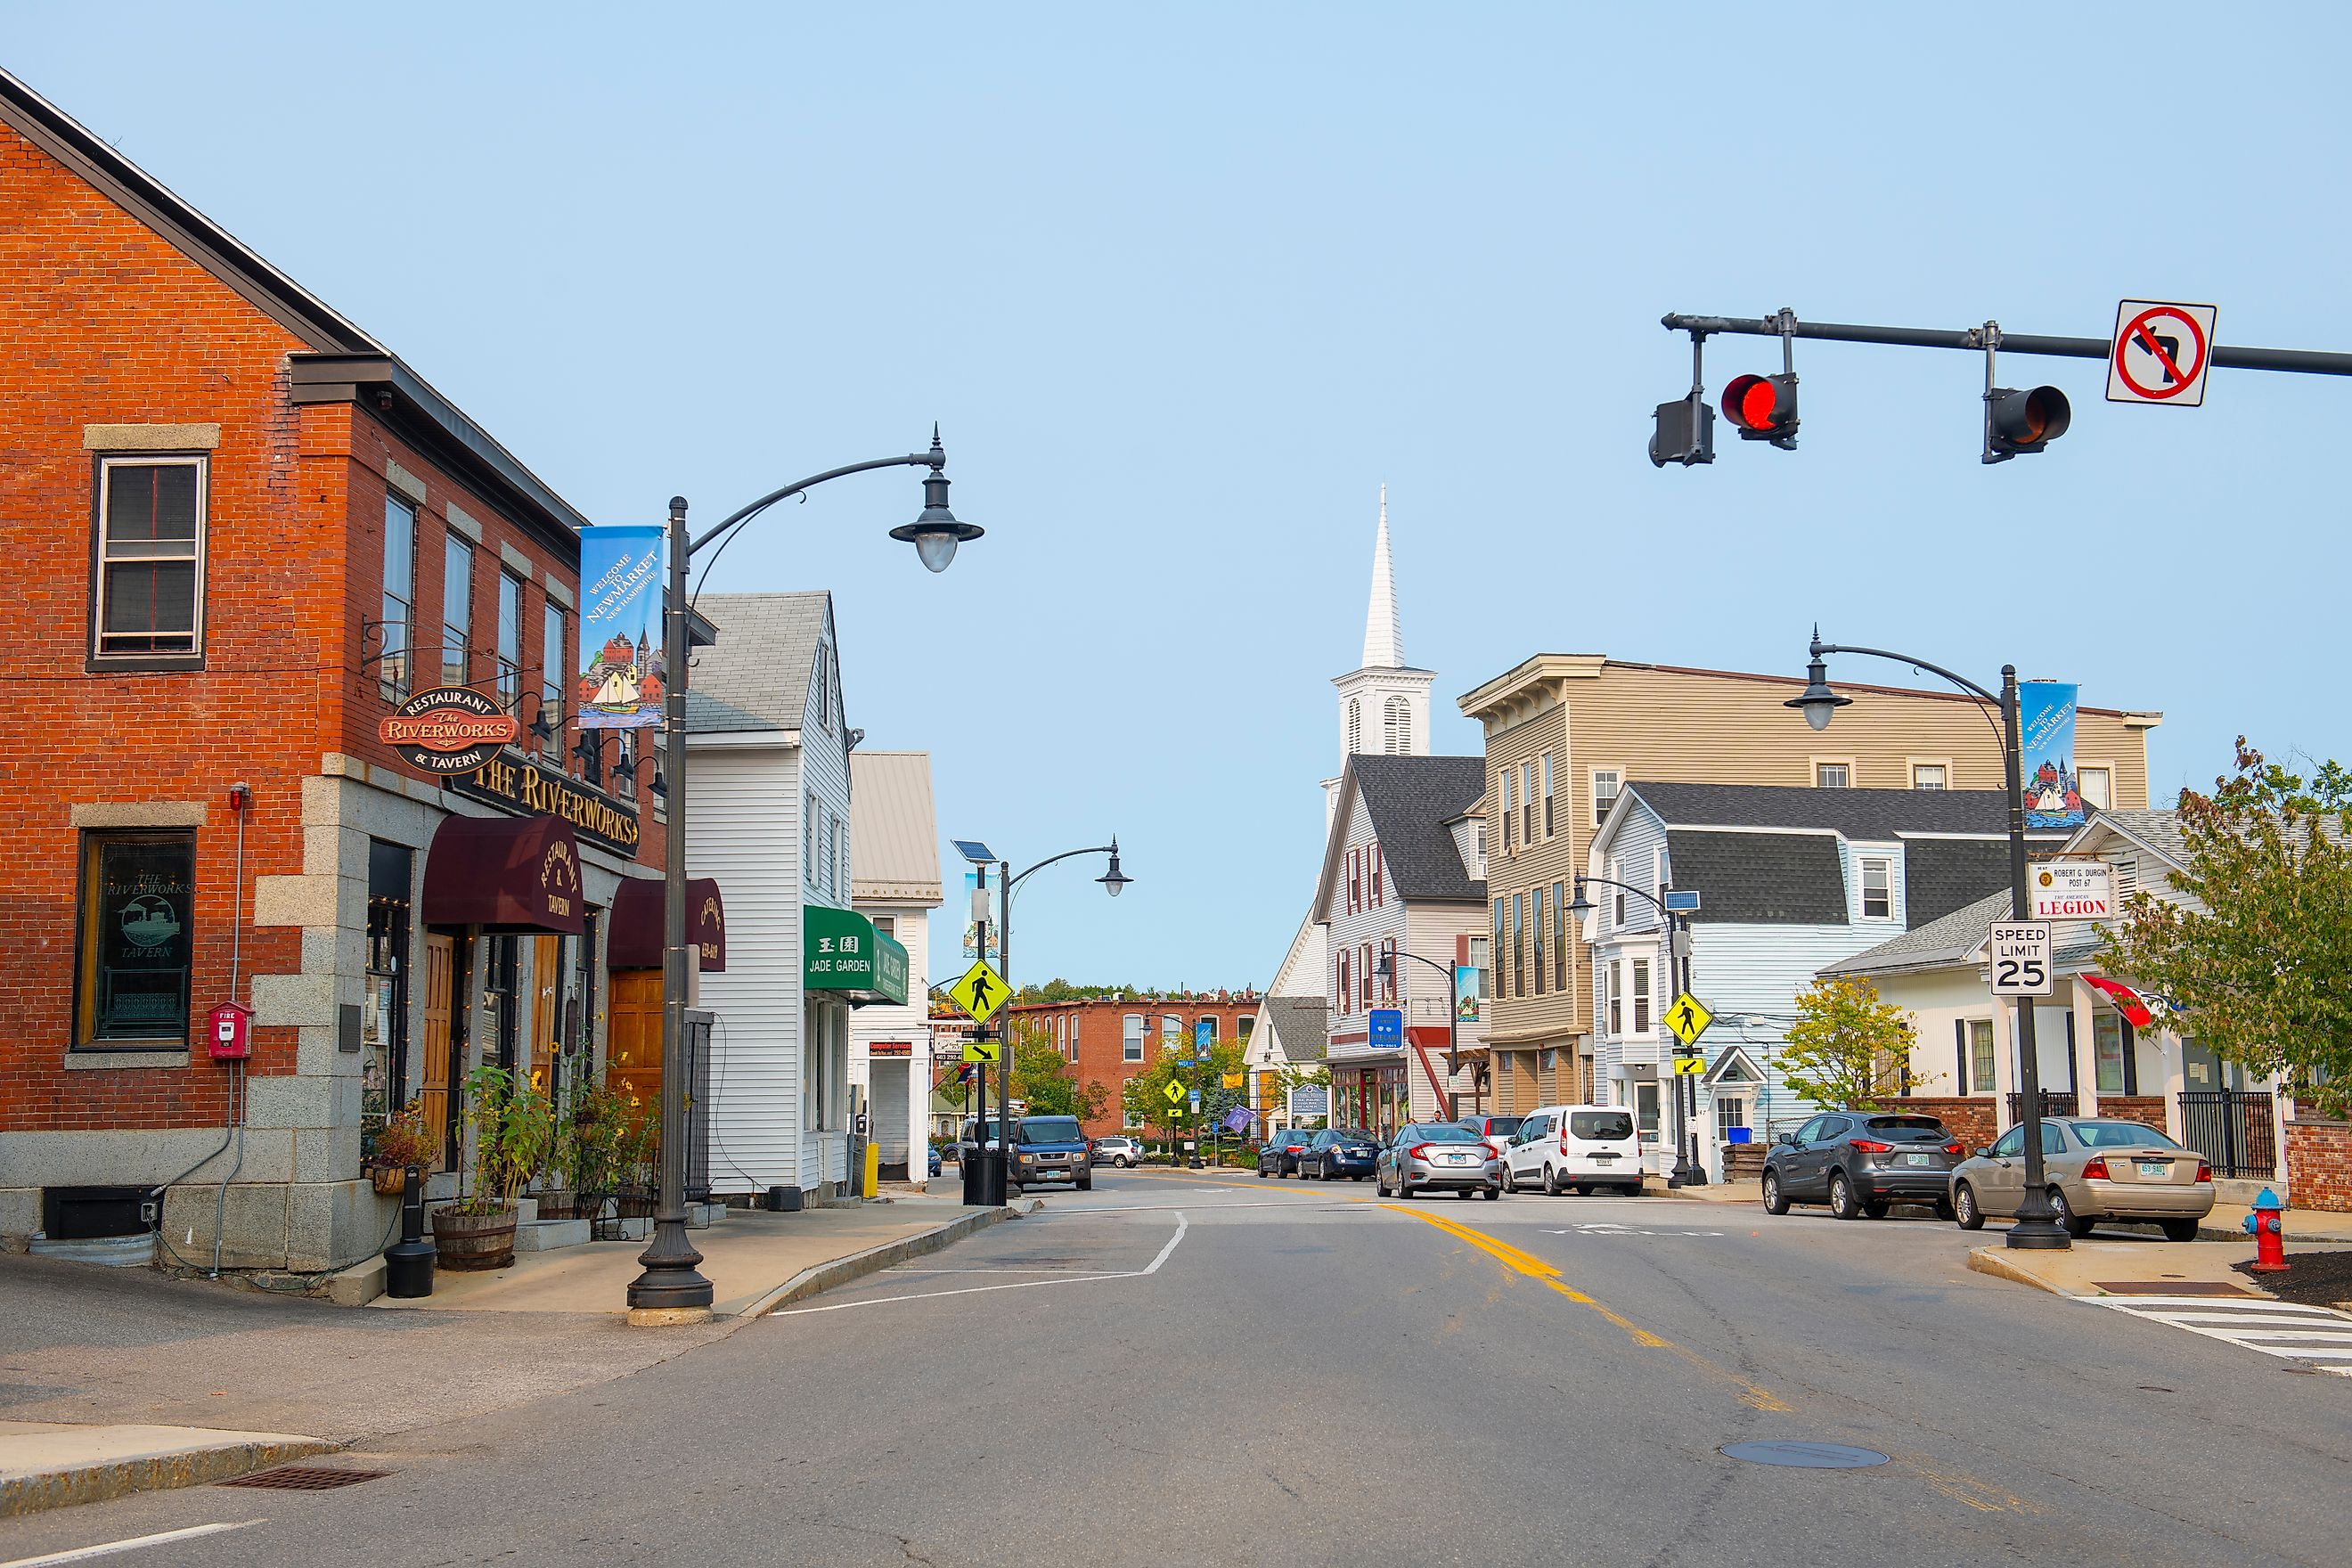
[1664,992,1713,1048]
[1162,1079,1186,1106]
[947,959,1010,1025]
[962,1032,1000,1065]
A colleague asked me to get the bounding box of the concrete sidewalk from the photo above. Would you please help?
[0,1421,333,1518]
[371,1194,1025,1318]
[1966,1233,2267,1298]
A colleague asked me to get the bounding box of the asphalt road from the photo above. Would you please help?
[7,1170,2348,1568]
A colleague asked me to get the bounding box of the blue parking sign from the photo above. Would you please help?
[1368,1008,1403,1047]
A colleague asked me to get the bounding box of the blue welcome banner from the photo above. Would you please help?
[2020,681,2084,829]
[577,525,666,729]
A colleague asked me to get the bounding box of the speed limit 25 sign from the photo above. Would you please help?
[1989,921,2054,998]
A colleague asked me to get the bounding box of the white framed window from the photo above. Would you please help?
[1652,845,1668,919]
[1608,856,1624,928]
[1592,769,1621,828]
[1859,856,1892,919]
[1369,843,1383,906]
[1815,760,1851,788]
[1631,959,1651,1033]
[1541,754,1555,837]
[1531,886,1546,996]
[1910,761,1948,790]
[1521,761,1538,845]
[1968,1019,1997,1094]
[496,571,525,706]
[1499,770,1514,850]
[1469,935,1491,1000]
[2078,764,2112,811]
[441,535,474,688]
[379,493,417,698]
[94,455,208,660]
[1123,1014,1145,1062]
[1604,962,1620,1035]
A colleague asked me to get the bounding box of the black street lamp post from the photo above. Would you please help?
[968,841,1127,1201]
[1784,628,2071,1251]
[1373,948,1464,1116]
[1570,874,1704,1188]
[626,433,984,1319]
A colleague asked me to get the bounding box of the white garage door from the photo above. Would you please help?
[872,1059,911,1172]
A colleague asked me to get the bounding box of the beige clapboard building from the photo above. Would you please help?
[1458,655,2159,1114]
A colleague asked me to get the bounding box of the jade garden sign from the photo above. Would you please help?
[804,905,909,1005]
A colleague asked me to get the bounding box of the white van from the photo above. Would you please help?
[1501,1105,1644,1196]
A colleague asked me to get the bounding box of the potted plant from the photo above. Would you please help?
[431,1065,555,1270]
[367,1099,437,1195]
[614,1102,659,1220]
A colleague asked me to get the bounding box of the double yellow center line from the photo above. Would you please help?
[1385,1205,1791,1413]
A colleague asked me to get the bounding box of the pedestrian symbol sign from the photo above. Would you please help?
[1664,992,1713,1048]
[1162,1079,1187,1107]
[962,1031,1000,1066]
[947,959,1009,1024]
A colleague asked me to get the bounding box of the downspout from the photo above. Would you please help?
[208,783,252,1275]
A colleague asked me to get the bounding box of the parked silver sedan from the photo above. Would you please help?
[1376,1123,1502,1201]
[1950,1118,2215,1241]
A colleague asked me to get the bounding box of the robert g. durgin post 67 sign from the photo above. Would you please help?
[378,686,520,775]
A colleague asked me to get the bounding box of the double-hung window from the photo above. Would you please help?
[441,535,474,688]
[804,790,819,888]
[75,830,198,1049]
[1912,763,1946,790]
[1490,900,1506,996]
[1336,951,1352,1015]
[1499,771,1514,851]
[1967,1019,1997,1094]
[1605,963,1621,1035]
[1632,959,1651,1034]
[1593,769,1620,828]
[541,602,568,764]
[1522,762,1537,844]
[1513,894,1526,997]
[496,573,525,706]
[1860,857,1892,919]
[1551,880,1568,990]
[1816,762,1850,788]
[1531,886,1547,996]
[380,494,417,699]
[1368,844,1383,906]
[1123,1014,1145,1062]
[94,456,208,661]
[1541,755,1555,837]
[1347,848,1360,913]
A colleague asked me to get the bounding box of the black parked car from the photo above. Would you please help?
[1760,1110,1965,1221]
[1256,1126,1319,1178]
[1301,1127,1379,1181]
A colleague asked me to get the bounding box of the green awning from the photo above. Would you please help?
[804,905,908,1006]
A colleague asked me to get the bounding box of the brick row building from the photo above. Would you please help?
[998,992,1261,1138]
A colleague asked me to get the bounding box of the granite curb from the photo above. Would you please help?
[746,1197,1039,1318]
[1,1425,338,1518]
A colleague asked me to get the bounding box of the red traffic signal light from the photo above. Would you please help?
[1721,372,1799,448]
[1984,385,2070,461]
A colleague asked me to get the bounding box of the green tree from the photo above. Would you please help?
[1776,976,1914,1111]
[2097,740,2352,1117]
[1121,1035,1250,1147]
[1007,1024,1109,1123]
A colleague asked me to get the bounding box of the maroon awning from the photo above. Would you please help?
[420,813,586,935]
[607,877,725,971]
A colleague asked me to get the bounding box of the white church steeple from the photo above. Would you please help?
[1325,486,1439,826]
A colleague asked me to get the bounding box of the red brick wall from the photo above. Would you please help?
[1,119,319,1131]
[2099,1095,2168,1133]
[2284,1120,2352,1213]
[1002,995,1260,1137]
[1895,1096,1998,1150]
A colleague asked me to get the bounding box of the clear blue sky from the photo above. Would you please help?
[15,4,2348,989]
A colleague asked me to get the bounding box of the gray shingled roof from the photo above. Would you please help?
[2085,807,2186,867]
[1903,837,2014,928]
[1667,830,1848,924]
[1352,755,1489,902]
[1825,889,2007,977]
[684,592,831,734]
[1261,995,1328,1064]
[1627,781,2063,840]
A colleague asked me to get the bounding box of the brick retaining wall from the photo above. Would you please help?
[2098,1096,2168,1132]
[1896,1096,1997,1149]
[2284,1120,2352,1213]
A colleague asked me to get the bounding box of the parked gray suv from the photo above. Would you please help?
[1760,1111,1964,1221]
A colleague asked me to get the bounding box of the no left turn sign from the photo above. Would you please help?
[2107,298,2217,406]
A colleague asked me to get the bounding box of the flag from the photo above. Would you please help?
[2083,975,2153,1029]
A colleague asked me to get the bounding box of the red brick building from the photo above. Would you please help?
[1001,991,1261,1137]
[0,69,685,1271]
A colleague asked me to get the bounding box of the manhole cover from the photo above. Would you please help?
[220,1466,391,1490]
[1720,1441,1888,1469]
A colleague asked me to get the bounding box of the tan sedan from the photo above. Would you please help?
[1950,1118,2215,1241]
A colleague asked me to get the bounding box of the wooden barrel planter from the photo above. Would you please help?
[430,1207,518,1270]
[534,1190,586,1221]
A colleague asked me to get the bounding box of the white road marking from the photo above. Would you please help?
[1541,1225,1725,1237]
[2084,1294,2352,1368]
[1,1520,265,1568]
[1034,1200,1351,1214]
[770,1211,1188,1318]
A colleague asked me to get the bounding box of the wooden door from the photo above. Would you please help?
[606,969,664,1116]
[421,934,455,1170]
[531,935,561,1088]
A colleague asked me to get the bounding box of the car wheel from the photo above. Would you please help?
[1760,1171,1789,1215]
[2050,1188,2095,1238]
[1258,1165,1268,1180]
[1396,1181,1415,1200]
[1932,1198,1956,1221]
[1500,1165,1516,1195]
[1542,1164,1561,1196]
[1076,1177,1092,1192]
[1481,1184,1499,1200]
[2161,1218,2201,1243]
[1828,1171,1862,1221]
[1953,1181,1985,1230]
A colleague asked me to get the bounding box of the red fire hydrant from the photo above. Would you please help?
[2243,1186,2289,1274]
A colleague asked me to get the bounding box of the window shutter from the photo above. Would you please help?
[2120,1017,2138,1094]
[1954,1018,1968,1095]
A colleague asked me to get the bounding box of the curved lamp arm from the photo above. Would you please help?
[1809,634,2000,708]
[1006,843,1121,894]
[1573,871,1673,921]
[687,448,943,558]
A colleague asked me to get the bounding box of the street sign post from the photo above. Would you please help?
[2107,299,2217,406]
[1990,921,2054,997]
[1368,1008,1403,1047]
[1663,992,1713,1049]
[946,959,1009,1025]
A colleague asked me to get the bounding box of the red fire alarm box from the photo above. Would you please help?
[208,1000,252,1061]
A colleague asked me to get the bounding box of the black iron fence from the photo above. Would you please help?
[2005,1090,2078,1123]
[682,1009,714,1205]
[2177,1090,2276,1180]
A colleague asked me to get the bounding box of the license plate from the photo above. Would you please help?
[1592,1155,1616,1164]
[2137,1161,2170,1178]
[1901,1153,1934,1167]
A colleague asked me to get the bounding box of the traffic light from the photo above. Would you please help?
[1650,393,1714,468]
[1983,385,2070,462]
[1721,372,1799,448]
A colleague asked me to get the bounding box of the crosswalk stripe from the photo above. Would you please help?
[2084,1293,2352,1369]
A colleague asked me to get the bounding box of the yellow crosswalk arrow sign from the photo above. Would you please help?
[962,1032,1000,1066]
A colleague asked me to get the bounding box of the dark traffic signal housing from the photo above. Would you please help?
[1721,372,1800,449]
[1650,393,1715,468]
[1983,384,2070,462]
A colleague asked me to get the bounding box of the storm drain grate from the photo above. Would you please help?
[1720,1441,1888,1469]
[220,1466,391,1490]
